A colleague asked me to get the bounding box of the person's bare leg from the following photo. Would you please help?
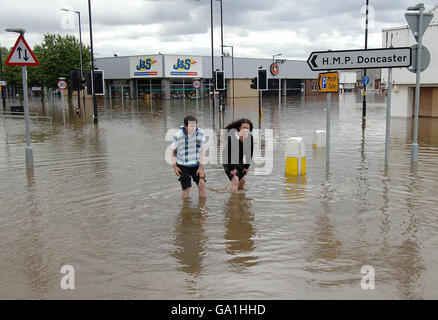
[238,176,246,190]
[198,179,207,198]
[181,187,190,199]
[229,175,239,192]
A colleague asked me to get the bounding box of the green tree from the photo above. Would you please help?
[35,33,91,91]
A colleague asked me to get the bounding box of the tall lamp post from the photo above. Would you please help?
[216,0,224,110]
[222,44,234,118]
[61,8,84,110]
[87,0,98,124]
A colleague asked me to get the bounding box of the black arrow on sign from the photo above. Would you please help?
[310,55,318,69]
[24,49,29,61]
[17,47,22,59]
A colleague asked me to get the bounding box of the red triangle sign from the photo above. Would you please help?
[5,35,39,66]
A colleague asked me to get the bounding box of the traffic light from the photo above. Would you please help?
[86,70,105,95]
[215,71,225,91]
[257,69,268,91]
[250,77,257,89]
[69,69,83,91]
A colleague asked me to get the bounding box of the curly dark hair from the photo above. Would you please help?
[224,118,254,132]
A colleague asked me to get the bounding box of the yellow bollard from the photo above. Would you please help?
[312,130,326,148]
[285,137,306,175]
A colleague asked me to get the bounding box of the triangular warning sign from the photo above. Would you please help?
[405,12,434,40]
[5,34,39,66]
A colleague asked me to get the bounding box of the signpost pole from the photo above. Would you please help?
[363,0,369,119]
[22,65,33,168]
[0,44,6,112]
[326,92,331,171]
[384,68,393,172]
[411,6,424,163]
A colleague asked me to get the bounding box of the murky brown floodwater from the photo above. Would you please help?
[1,92,438,299]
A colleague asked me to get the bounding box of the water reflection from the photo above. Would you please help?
[171,199,208,292]
[22,168,50,298]
[223,193,257,272]
[306,182,342,272]
[284,174,307,203]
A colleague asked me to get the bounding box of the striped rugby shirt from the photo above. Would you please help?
[171,126,206,167]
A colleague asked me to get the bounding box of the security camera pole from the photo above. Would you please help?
[5,28,39,169]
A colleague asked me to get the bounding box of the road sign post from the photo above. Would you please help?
[5,33,39,169]
[385,68,393,172]
[405,7,434,163]
[316,72,338,171]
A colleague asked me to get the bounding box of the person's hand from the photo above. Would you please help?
[173,164,182,177]
[196,167,205,179]
[243,168,249,175]
[230,169,237,176]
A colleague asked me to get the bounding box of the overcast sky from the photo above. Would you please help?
[1,0,437,60]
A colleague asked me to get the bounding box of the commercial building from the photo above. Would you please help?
[95,54,320,100]
[381,4,438,117]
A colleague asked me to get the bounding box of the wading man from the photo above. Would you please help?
[171,115,207,199]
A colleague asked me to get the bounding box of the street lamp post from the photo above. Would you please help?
[87,0,98,124]
[216,0,224,111]
[222,44,234,118]
[61,8,84,111]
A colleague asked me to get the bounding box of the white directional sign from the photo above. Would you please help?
[0,81,7,86]
[5,35,39,66]
[307,48,412,71]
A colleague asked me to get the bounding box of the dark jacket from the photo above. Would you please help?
[222,131,254,170]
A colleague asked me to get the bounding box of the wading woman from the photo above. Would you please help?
[222,119,254,192]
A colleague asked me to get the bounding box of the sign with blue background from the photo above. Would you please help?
[362,76,370,85]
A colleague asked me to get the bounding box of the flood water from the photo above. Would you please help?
[1,92,438,299]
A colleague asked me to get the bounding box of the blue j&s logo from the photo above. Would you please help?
[136,58,157,71]
[173,58,197,71]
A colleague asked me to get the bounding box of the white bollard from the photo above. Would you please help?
[285,137,306,175]
[312,130,326,148]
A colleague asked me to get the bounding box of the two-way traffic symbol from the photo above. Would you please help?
[5,34,39,66]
